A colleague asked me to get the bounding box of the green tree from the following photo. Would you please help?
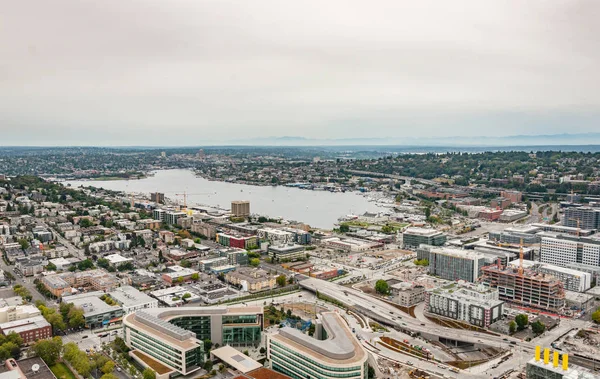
[68,307,86,328]
[203,339,213,352]
[425,206,431,219]
[276,275,287,287]
[182,293,191,300]
[80,218,93,228]
[117,262,134,271]
[97,258,110,269]
[102,360,115,374]
[509,321,517,334]
[77,259,94,271]
[71,350,91,377]
[180,259,192,268]
[142,368,157,379]
[47,311,67,331]
[100,374,119,379]
[18,238,29,250]
[46,262,57,271]
[375,279,389,295]
[63,342,80,362]
[381,225,394,234]
[531,321,546,335]
[190,272,199,281]
[60,302,74,320]
[249,258,260,267]
[339,224,350,233]
[515,314,529,330]
[32,337,63,366]
[203,360,213,371]
[593,309,600,324]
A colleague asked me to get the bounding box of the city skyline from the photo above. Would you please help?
[2,0,599,146]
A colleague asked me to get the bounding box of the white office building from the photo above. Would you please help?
[540,233,600,268]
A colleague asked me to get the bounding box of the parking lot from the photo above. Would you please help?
[62,327,124,352]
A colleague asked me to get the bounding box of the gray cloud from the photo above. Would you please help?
[1,0,599,145]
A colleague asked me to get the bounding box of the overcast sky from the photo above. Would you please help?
[1,0,599,146]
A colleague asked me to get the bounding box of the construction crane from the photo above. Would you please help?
[175,192,188,209]
[174,191,216,209]
[495,239,537,276]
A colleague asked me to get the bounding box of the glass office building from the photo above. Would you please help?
[268,312,367,379]
[123,306,264,377]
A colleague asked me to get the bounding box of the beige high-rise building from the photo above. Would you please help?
[231,200,250,217]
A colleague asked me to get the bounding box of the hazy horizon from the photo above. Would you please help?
[2,1,599,145]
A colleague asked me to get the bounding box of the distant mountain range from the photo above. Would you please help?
[224,133,600,147]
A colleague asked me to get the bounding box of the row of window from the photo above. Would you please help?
[271,355,363,379]
[270,341,362,374]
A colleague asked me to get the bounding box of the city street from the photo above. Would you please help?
[0,257,47,303]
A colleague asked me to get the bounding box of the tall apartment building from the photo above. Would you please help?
[500,190,523,203]
[490,197,511,209]
[150,192,165,204]
[268,312,368,379]
[231,201,250,217]
[540,233,600,267]
[564,206,600,230]
[152,209,166,223]
[507,260,592,293]
[402,227,446,249]
[166,211,186,226]
[427,248,487,282]
[480,264,565,311]
[425,282,504,328]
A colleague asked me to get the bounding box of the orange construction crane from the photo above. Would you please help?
[175,191,188,209]
[495,238,537,276]
[174,191,217,209]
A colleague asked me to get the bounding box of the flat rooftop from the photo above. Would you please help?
[211,346,262,373]
[271,312,366,365]
[0,315,50,334]
[68,294,122,317]
[109,285,156,307]
[528,358,598,379]
[431,247,485,260]
[403,227,444,236]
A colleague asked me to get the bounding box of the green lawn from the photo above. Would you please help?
[50,363,77,379]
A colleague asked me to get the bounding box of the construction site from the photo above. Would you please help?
[480,263,565,311]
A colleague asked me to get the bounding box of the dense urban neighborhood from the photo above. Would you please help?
[1,147,600,379]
